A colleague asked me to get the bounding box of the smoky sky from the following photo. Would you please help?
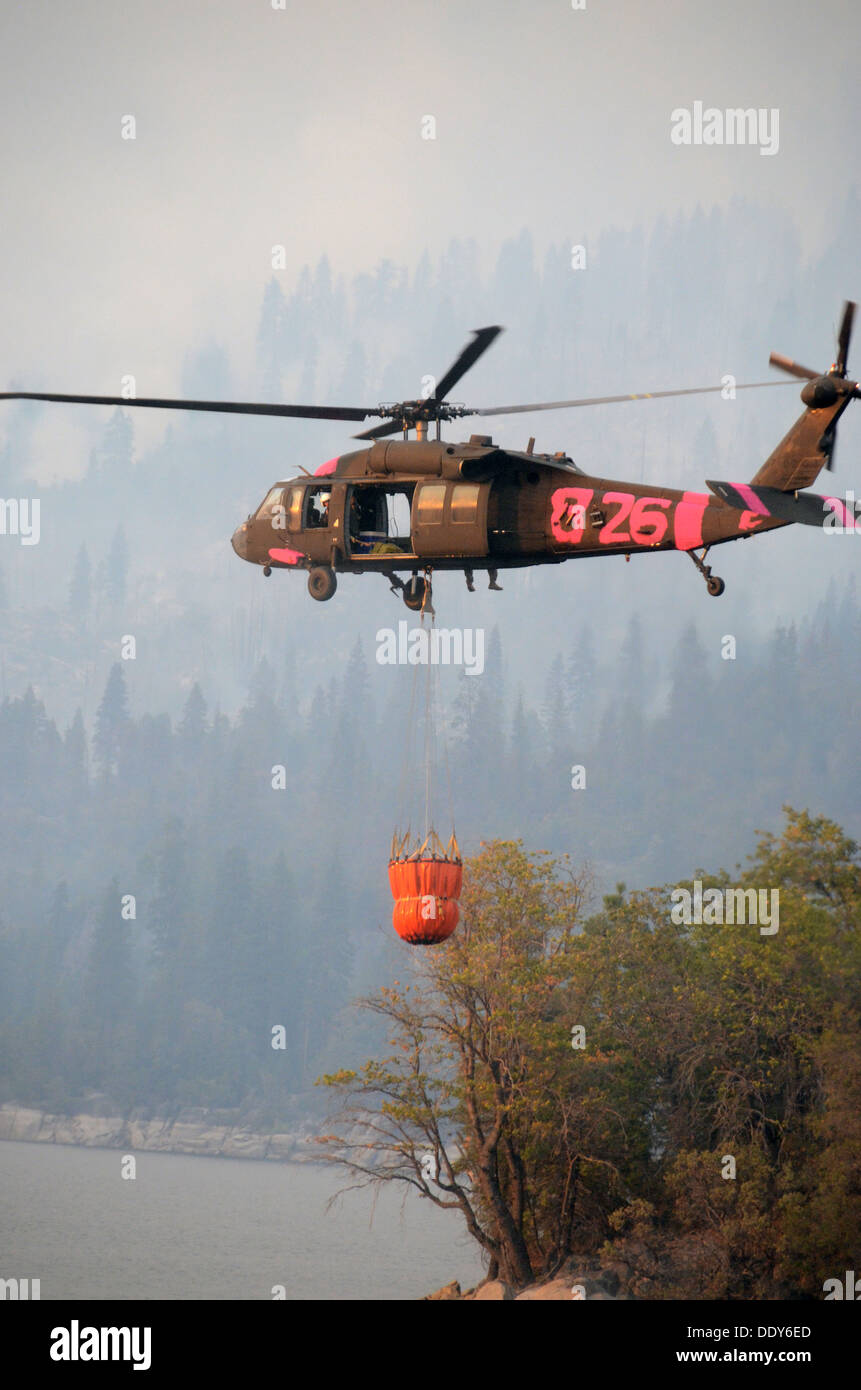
[1,0,860,476]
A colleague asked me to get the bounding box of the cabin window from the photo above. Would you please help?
[416,483,447,525]
[304,486,332,528]
[286,486,303,530]
[451,483,480,524]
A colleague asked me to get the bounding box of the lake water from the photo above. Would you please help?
[0,1141,484,1300]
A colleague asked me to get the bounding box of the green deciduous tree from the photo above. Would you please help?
[319,813,861,1296]
[319,841,597,1285]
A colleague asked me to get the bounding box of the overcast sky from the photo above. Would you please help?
[1,0,860,472]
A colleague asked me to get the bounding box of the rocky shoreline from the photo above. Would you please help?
[0,1102,329,1163]
[425,1256,632,1300]
[2,1103,635,1300]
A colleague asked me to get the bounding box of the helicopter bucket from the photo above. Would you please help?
[388,829,462,946]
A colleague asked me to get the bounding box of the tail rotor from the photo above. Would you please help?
[769,299,860,471]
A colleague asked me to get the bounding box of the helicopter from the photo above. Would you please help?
[2,303,858,610]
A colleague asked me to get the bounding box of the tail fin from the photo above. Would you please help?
[750,392,852,490]
[751,301,859,491]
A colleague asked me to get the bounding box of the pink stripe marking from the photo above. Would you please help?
[315,457,338,477]
[825,497,856,530]
[730,482,770,516]
[674,491,709,550]
[268,547,304,566]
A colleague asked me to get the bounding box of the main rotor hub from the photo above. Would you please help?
[372,399,469,427]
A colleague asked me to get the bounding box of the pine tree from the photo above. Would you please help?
[68,545,91,618]
[511,688,539,819]
[88,409,133,483]
[83,878,135,1045]
[616,614,648,782]
[330,638,373,787]
[566,625,597,738]
[93,664,130,778]
[542,652,570,776]
[257,276,288,397]
[102,525,129,610]
[64,710,88,801]
[178,682,208,754]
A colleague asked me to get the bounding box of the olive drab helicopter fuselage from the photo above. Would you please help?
[4,307,860,610]
[230,433,783,608]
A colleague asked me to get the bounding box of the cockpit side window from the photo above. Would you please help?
[257,487,285,524]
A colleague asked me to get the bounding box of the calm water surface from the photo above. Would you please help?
[0,1141,483,1300]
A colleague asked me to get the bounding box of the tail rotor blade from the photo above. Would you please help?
[768,352,819,381]
[836,300,856,376]
[823,425,838,472]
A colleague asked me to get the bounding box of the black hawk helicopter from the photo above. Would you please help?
[3,303,858,610]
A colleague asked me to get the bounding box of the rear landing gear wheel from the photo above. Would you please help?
[688,546,725,597]
[403,575,427,612]
[308,566,337,601]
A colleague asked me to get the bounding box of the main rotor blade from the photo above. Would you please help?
[768,353,819,381]
[836,300,855,376]
[432,326,503,403]
[473,380,796,418]
[0,390,372,422]
[354,418,404,441]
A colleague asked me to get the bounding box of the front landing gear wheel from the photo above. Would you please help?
[403,575,427,612]
[707,576,725,597]
[308,566,337,601]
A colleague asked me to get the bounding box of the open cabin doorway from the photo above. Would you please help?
[347,482,417,558]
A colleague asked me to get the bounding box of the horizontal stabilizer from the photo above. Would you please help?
[706,480,858,530]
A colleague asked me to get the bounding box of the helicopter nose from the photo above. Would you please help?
[231,523,248,559]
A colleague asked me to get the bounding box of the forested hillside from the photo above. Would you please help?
[1,576,859,1117]
[2,197,861,1118]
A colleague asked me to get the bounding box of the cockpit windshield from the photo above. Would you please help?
[256,486,285,521]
